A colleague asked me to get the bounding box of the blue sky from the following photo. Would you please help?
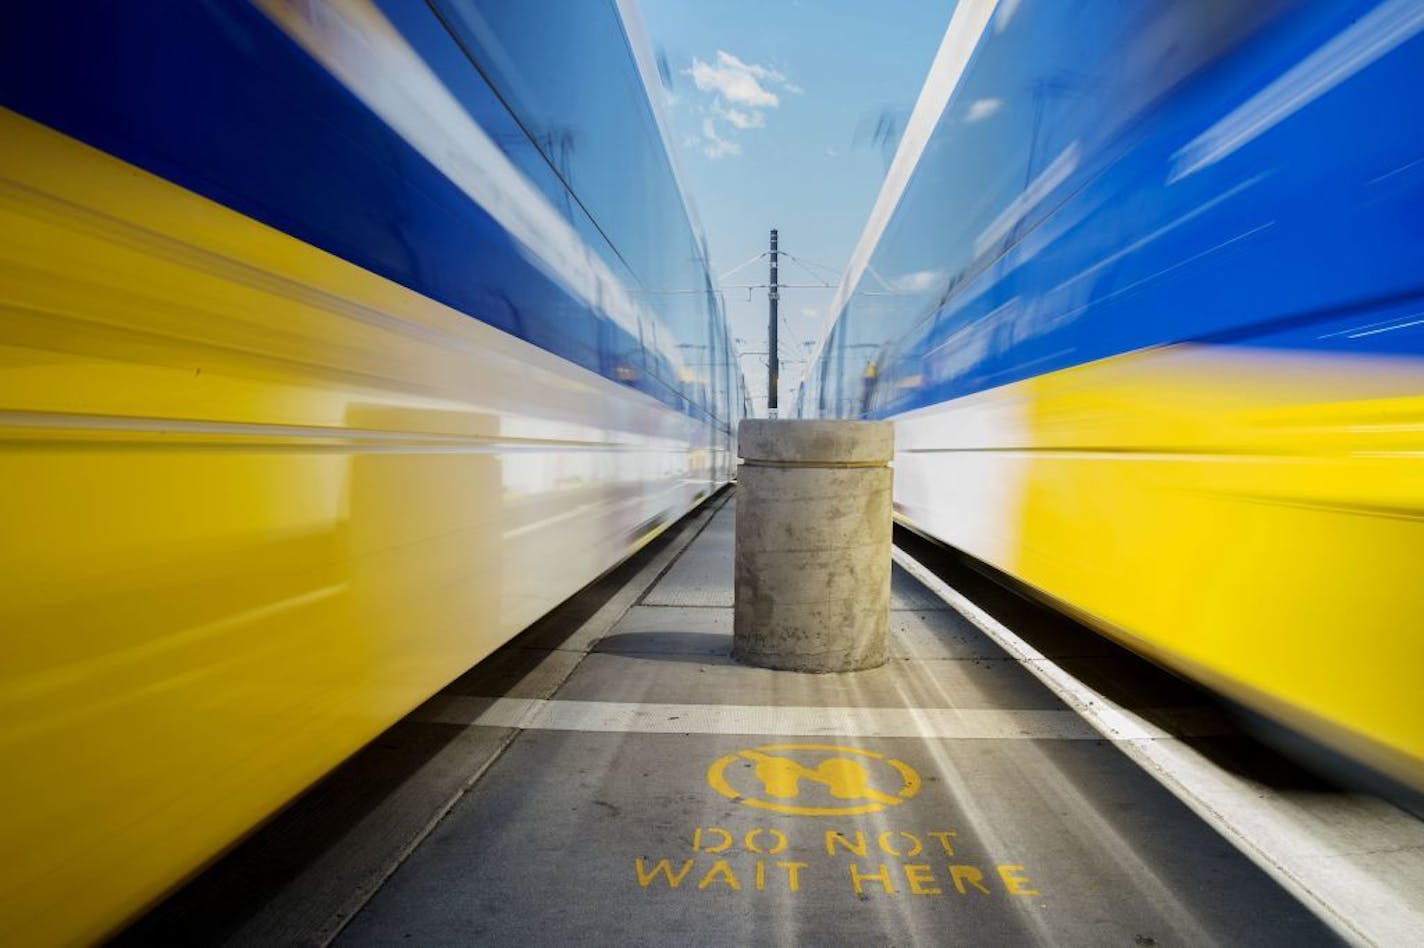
[639,0,955,413]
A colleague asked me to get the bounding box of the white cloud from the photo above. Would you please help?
[713,100,766,130]
[682,51,798,160]
[965,97,1002,123]
[715,51,791,86]
[687,52,780,107]
[700,117,741,159]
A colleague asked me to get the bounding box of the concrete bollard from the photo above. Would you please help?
[733,419,894,673]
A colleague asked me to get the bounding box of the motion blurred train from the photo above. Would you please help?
[802,0,1423,795]
[0,1,743,942]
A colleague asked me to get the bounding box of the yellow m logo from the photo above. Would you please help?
[707,744,921,816]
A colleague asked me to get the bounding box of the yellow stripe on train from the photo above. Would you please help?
[0,108,712,944]
[896,343,1424,789]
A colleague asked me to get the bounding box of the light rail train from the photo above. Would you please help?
[0,1,743,942]
[802,0,1423,794]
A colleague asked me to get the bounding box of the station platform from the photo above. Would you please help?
[119,489,1424,946]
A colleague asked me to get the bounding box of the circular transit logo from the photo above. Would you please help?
[707,743,921,816]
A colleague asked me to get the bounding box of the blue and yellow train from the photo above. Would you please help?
[803,0,1423,793]
[0,1,743,942]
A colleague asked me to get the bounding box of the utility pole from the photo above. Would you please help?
[768,228,779,418]
[721,230,835,418]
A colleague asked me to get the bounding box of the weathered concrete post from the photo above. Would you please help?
[733,419,894,672]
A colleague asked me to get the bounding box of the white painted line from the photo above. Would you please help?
[413,694,1235,742]
[890,546,1424,947]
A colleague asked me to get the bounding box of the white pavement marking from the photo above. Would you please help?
[414,695,1231,741]
[891,546,1424,948]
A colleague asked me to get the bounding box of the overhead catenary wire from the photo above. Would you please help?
[718,239,852,415]
[778,250,844,283]
[722,282,838,289]
[719,248,844,291]
[770,250,838,288]
[717,250,768,282]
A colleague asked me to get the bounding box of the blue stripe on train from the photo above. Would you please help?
[819,0,1424,419]
[0,1,711,424]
